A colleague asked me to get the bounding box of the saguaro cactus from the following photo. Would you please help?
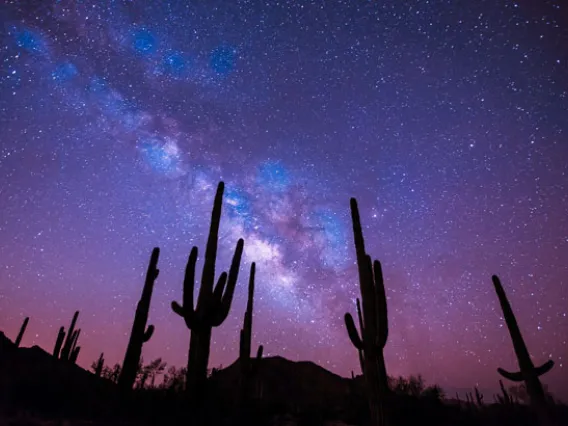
[15,317,29,347]
[239,263,264,405]
[492,275,554,408]
[492,275,554,418]
[344,198,389,426]
[118,248,160,391]
[171,181,244,405]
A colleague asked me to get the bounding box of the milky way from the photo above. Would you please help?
[1,0,567,401]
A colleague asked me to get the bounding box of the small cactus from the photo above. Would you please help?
[171,181,244,408]
[474,387,484,406]
[239,263,263,404]
[118,248,160,391]
[94,353,105,377]
[59,311,79,361]
[499,379,512,405]
[53,326,65,357]
[55,311,81,362]
[492,275,554,417]
[15,317,29,347]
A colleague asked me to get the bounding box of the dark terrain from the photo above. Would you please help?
[1,331,567,426]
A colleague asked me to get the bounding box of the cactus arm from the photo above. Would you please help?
[171,302,185,317]
[492,276,534,368]
[497,368,524,382]
[70,346,81,364]
[355,298,366,372]
[54,326,65,357]
[171,246,198,327]
[212,273,228,303]
[247,263,256,316]
[183,246,198,315]
[535,360,554,376]
[356,298,364,333]
[210,239,244,327]
[220,239,245,309]
[256,345,263,360]
[345,313,364,349]
[373,260,388,348]
[144,325,154,342]
[198,182,224,302]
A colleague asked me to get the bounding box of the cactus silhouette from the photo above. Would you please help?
[94,353,105,377]
[53,326,65,357]
[492,275,554,417]
[344,198,389,426]
[15,317,29,347]
[56,311,81,362]
[354,298,365,374]
[498,379,512,405]
[474,387,484,406]
[171,181,244,407]
[118,247,160,391]
[239,262,264,406]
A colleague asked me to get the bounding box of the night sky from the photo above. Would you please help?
[1,0,567,401]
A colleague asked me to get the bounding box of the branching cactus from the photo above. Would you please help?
[15,317,29,347]
[118,248,160,391]
[492,275,554,418]
[172,181,244,405]
[499,379,512,405]
[56,311,81,362]
[344,198,389,426]
[239,263,264,403]
[474,387,484,406]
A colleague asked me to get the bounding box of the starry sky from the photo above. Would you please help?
[1,0,567,402]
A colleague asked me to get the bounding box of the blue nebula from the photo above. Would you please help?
[257,160,291,193]
[87,76,108,94]
[224,187,255,230]
[163,51,188,76]
[87,76,137,124]
[13,27,46,54]
[132,28,157,55]
[210,45,236,75]
[138,138,180,175]
[52,62,78,83]
[312,209,349,270]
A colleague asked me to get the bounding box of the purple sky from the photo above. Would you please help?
[1,0,567,401]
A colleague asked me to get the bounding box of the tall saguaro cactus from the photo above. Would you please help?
[344,198,389,426]
[15,317,29,347]
[118,248,160,391]
[172,181,244,406]
[239,263,264,405]
[492,275,554,418]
